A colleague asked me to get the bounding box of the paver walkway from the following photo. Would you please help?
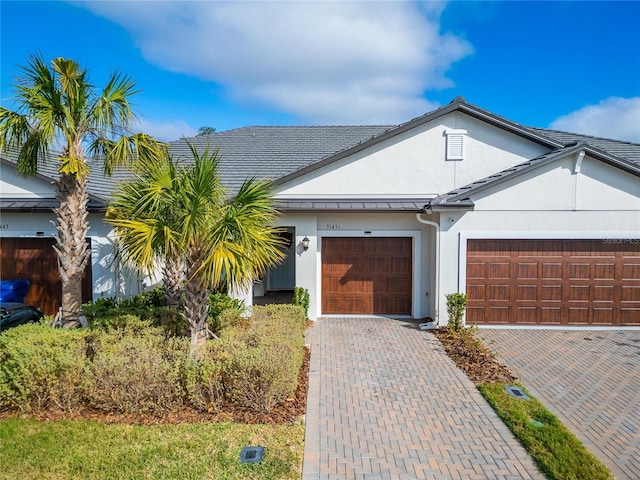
[480,329,640,480]
[302,317,543,480]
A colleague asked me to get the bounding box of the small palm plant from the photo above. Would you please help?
[107,142,285,346]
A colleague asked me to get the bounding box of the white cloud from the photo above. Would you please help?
[549,97,640,143]
[132,117,197,142]
[78,1,472,124]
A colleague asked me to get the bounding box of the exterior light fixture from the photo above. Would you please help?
[302,236,310,251]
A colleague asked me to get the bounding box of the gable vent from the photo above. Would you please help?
[446,129,467,160]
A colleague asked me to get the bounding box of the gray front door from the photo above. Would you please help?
[269,228,296,290]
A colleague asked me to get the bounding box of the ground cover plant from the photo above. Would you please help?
[434,327,614,480]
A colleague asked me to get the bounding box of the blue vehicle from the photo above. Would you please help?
[0,302,44,332]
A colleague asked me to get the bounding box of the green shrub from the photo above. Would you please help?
[184,343,227,412]
[82,321,190,414]
[208,291,245,334]
[292,287,310,319]
[0,304,307,416]
[0,324,87,411]
[219,305,306,412]
[221,339,301,412]
[445,292,467,332]
[84,288,186,336]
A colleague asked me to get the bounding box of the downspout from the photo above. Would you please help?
[416,211,440,330]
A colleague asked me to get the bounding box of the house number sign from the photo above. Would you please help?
[325,224,341,230]
[0,224,8,229]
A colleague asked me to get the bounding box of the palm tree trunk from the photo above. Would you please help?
[53,172,90,326]
[163,253,184,308]
[185,246,209,346]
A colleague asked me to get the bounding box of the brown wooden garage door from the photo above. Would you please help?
[466,239,640,326]
[0,237,93,316]
[322,237,412,315]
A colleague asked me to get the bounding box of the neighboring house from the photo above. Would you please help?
[1,97,639,326]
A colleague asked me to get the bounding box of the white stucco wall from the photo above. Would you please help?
[0,163,54,197]
[276,112,549,199]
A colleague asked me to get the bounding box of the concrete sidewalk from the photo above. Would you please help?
[302,317,543,480]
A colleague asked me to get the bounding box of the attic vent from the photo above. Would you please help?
[445,129,467,161]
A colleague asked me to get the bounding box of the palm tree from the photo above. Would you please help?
[106,154,184,309]
[0,54,164,324]
[106,143,285,345]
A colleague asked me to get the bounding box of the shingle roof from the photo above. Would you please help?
[2,98,639,209]
[530,128,640,165]
[167,125,394,192]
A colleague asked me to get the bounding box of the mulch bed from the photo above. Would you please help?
[432,328,517,385]
[0,346,310,427]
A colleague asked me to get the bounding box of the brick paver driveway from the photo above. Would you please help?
[480,329,640,480]
[303,317,543,480]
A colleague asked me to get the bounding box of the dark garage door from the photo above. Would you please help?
[0,237,93,316]
[322,237,412,315]
[466,239,640,326]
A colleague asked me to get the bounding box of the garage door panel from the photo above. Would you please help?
[622,286,640,302]
[515,307,538,323]
[489,263,510,279]
[489,284,510,301]
[321,237,412,315]
[467,239,640,326]
[517,285,537,301]
[593,286,614,302]
[540,307,563,323]
[541,263,563,279]
[621,308,640,324]
[541,285,562,302]
[622,264,640,280]
[467,262,486,279]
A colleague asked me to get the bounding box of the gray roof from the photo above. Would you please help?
[2,98,639,212]
[531,128,640,165]
[167,125,394,192]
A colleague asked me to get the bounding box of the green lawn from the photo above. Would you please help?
[479,383,614,480]
[0,417,304,480]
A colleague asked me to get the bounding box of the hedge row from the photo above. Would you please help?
[0,305,306,415]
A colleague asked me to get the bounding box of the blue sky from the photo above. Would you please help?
[2,1,639,142]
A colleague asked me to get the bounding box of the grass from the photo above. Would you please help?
[0,417,304,480]
[478,383,614,480]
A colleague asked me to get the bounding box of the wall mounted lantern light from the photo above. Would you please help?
[301,236,310,251]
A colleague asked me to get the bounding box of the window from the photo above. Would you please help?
[445,129,467,160]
